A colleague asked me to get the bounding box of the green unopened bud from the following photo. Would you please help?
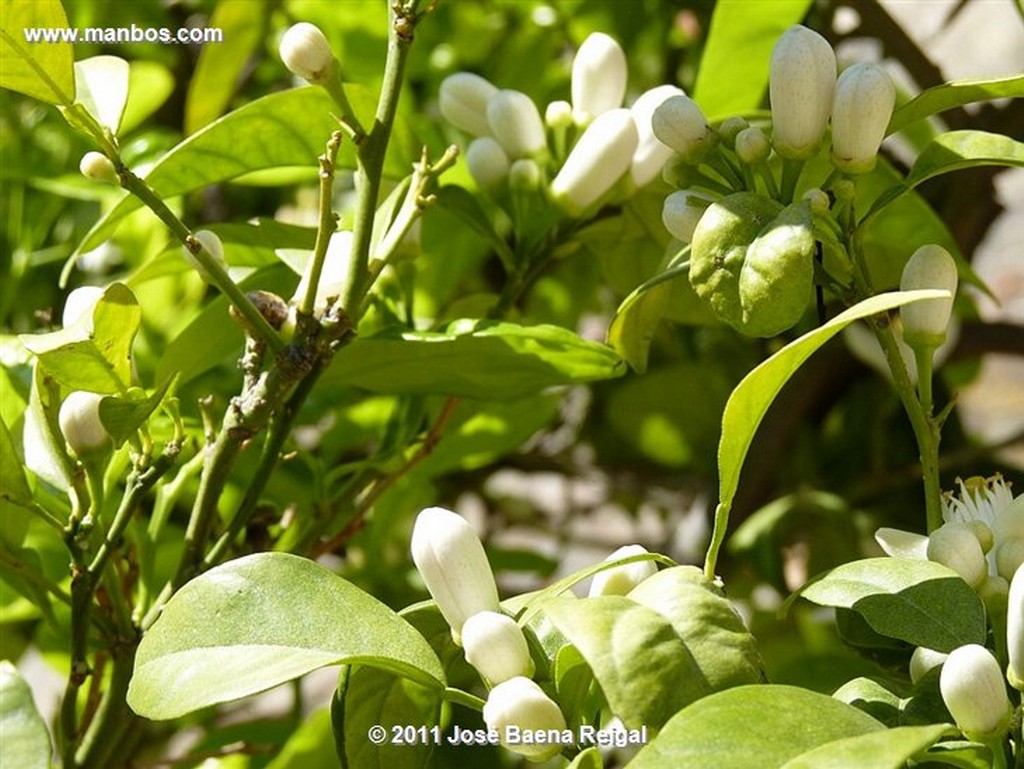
[79,151,118,183]
[718,117,749,148]
[571,32,627,126]
[410,507,500,644]
[651,94,717,162]
[551,108,638,215]
[900,245,958,350]
[588,544,658,597]
[462,611,535,685]
[59,391,110,458]
[508,158,541,191]
[183,230,226,283]
[939,644,1013,741]
[830,62,895,174]
[735,127,770,164]
[1008,565,1024,691]
[466,137,510,190]
[769,25,836,159]
[927,522,988,589]
[802,188,830,216]
[629,85,683,187]
[487,90,546,158]
[439,72,499,137]
[909,646,947,685]
[662,190,710,243]
[482,677,567,761]
[279,23,335,84]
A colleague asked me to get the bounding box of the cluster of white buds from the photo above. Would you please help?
[439,32,680,217]
[58,391,110,458]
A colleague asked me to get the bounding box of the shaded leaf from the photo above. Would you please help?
[780,724,951,769]
[98,376,177,447]
[0,416,32,506]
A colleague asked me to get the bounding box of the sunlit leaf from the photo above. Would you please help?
[780,724,951,769]
[119,60,175,134]
[888,75,1024,134]
[0,0,75,105]
[0,661,52,769]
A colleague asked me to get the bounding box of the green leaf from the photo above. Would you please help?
[21,363,68,491]
[795,558,986,652]
[0,416,32,506]
[629,685,883,769]
[434,186,515,270]
[0,661,52,769]
[607,257,688,374]
[266,708,339,769]
[127,553,445,720]
[540,596,709,730]
[322,320,625,400]
[19,283,140,394]
[693,0,813,119]
[917,740,995,769]
[716,290,947,530]
[119,60,175,135]
[779,724,951,769]
[831,677,904,726]
[567,747,604,769]
[0,0,75,105]
[98,376,177,447]
[888,75,1024,134]
[74,55,130,133]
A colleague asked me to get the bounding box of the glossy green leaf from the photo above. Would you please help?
[119,60,175,135]
[693,0,813,118]
[0,661,52,769]
[434,185,515,270]
[0,416,31,506]
[630,685,883,769]
[74,55,130,133]
[541,596,708,730]
[21,363,68,492]
[795,558,986,652]
[98,376,177,447]
[322,320,625,400]
[128,553,445,720]
[566,747,604,769]
[716,290,946,530]
[888,75,1024,134]
[780,724,950,769]
[265,708,338,769]
[831,677,904,726]
[0,0,75,105]
[916,740,995,769]
[19,283,140,394]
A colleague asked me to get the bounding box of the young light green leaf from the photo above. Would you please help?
[0,661,52,769]
[0,0,75,106]
[321,321,625,400]
[0,416,32,506]
[74,55,130,133]
[541,596,709,730]
[567,747,604,769]
[265,708,338,769]
[22,363,68,492]
[629,685,883,769]
[888,75,1024,134]
[607,257,689,374]
[793,557,986,652]
[119,60,174,134]
[98,376,177,447]
[779,724,951,769]
[128,553,445,720]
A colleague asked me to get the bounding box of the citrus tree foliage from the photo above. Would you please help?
[1,1,1023,768]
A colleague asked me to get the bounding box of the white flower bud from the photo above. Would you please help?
[183,230,226,283]
[661,190,709,243]
[63,286,105,329]
[487,90,546,158]
[466,137,510,190]
[571,32,628,125]
[735,127,770,164]
[831,62,895,174]
[588,544,657,597]
[629,85,683,187]
[769,25,836,159]
[909,646,947,685]
[59,391,109,457]
[545,100,573,131]
[410,507,500,643]
[1008,564,1024,691]
[482,677,567,761]
[996,537,1024,582]
[79,151,117,183]
[550,108,638,215]
[279,23,335,84]
[927,522,988,589]
[291,231,353,312]
[439,72,499,137]
[651,94,716,161]
[508,158,541,191]
[874,527,929,559]
[462,611,534,685]
[900,245,958,350]
[802,188,830,216]
[939,644,1013,740]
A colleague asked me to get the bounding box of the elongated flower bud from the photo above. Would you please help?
[183,230,226,283]
[589,544,658,597]
[927,522,988,589]
[466,137,510,190]
[483,677,567,761]
[279,23,335,84]
[571,32,627,125]
[940,644,1013,740]
[651,94,716,162]
[79,151,118,183]
[909,646,947,685]
[63,286,105,329]
[1008,565,1024,691]
[550,108,638,215]
[487,90,546,158]
[410,507,500,643]
[462,611,534,685]
[59,391,109,457]
[769,25,836,159]
[831,62,895,174]
[662,190,710,243]
[629,85,684,187]
[900,245,958,350]
[439,72,499,137]
[735,127,770,164]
